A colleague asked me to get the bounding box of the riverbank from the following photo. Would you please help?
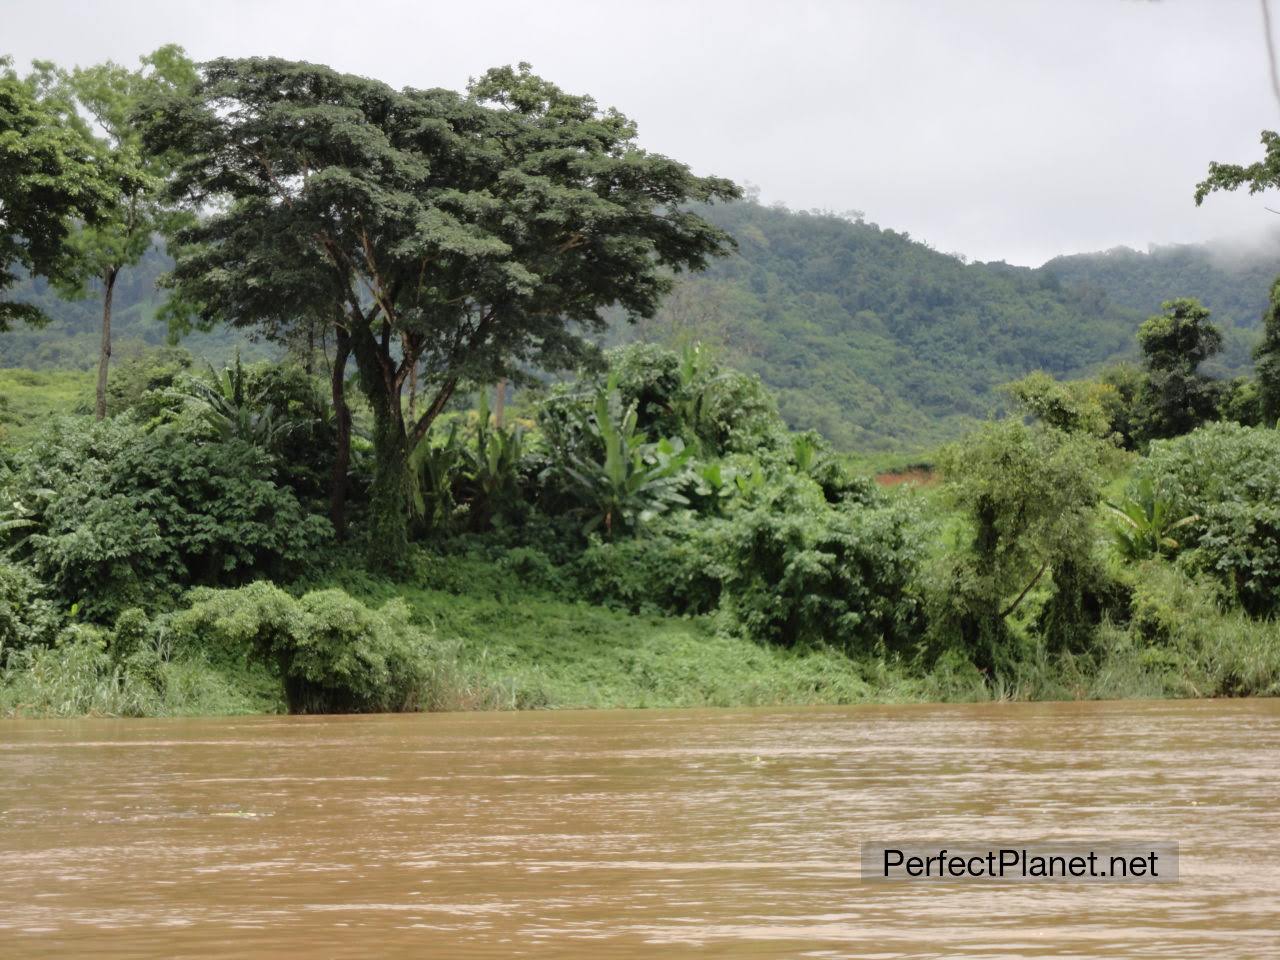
[6,554,1278,719]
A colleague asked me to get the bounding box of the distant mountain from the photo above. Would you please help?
[0,247,269,372]
[1043,239,1278,330]
[5,202,1277,452]
[607,202,1275,450]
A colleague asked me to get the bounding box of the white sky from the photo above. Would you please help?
[6,0,1280,265]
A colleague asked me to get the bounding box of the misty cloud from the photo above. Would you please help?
[6,0,1280,265]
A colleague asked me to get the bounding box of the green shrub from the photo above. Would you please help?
[1135,422,1280,615]
[1119,561,1280,697]
[538,342,784,462]
[0,561,60,656]
[571,519,723,616]
[0,418,331,620]
[0,617,275,718]
[717,474,924,654]
[172,582,434,713]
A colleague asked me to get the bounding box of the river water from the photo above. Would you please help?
[1,700,1277,958]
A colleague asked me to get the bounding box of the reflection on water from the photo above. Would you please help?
[1,700,1277,958]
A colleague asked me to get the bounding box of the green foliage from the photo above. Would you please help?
[717,474,923,655]
[141,57,739,567]
[0,57,111,329]
[1118,562,1280,697]
[1136,298,1223,441]
[1253,276,1280,424]
[1105,477,1198,561]
[1135,422,1280,615]
[1095,363,1146,448]
[0,368,93,445]
[788,430,879,504]
[558,377,693,535]
[0,417,330,620]
[461,392,527,528]
[1044,242,1277,348]
[0,561,60,656]
[930,421,1105,671]
[1217,375,1263,427]
[0,613,278,718]
[384,576,890,710]
[172,582,433,713]
[570,518,723,616]
[159,356,336,503]
[105,345,194,419]
[606,200,1157,450]
[409,421,466,534]
[1196,128,1280,206]
[1002,370,1115,438]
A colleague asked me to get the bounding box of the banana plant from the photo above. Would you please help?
[1105,477,1199,560]
[408,421,465,531]
[466,391,526,526]
[166,354,305,451]
[563,377,692,536]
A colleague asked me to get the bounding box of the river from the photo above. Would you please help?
[2,700,1277,958]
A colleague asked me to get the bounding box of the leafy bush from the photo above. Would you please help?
[571,518,723,616]
[1135,422,1280,615]
[1120,561,1280,696]
[171,582,434,713]
[928,421,1105,671]
[105,346,195,421]
[717,474,923,654]
[539,342,784,462]
[0,418,331,620]
[0,561,61,656]
[0,617,273,718]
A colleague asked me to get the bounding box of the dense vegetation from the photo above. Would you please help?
[10,204,1277,453]
[3,50,1280,717]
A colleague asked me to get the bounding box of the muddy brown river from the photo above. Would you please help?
[2,700,1277,958]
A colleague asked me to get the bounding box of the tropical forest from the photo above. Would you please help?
[4,47,1280,719]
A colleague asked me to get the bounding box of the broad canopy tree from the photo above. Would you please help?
[0,58,110,330]
[140,58,739,566]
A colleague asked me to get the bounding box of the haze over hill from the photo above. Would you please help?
[7,200,1276,451]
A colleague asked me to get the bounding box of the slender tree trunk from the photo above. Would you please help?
[304,322,315,377]
[95,267,118,420]
[494,377,507,428]
[329,326,353,540]
[406,354,417,421]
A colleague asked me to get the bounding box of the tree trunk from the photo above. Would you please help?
[349,324,411,571]
[494,377,507,428]
[368,395,411,571]
[95,267,118,420]
[329,326,352,540]
[406,354,417,421]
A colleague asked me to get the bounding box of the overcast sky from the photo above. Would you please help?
[6,0,1280,265]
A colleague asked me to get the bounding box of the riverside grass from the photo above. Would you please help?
[12,555,1278,719]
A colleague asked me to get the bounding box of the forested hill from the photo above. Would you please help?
[626,201,1151,449]
[0,247,266,372]
[5,202,1276,451]
[1042,240,1278,332]
[624,201,1271,449]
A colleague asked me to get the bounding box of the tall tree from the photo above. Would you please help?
[141,58,739,567]
[0,58,108,330]
[1136,298,1223,440]
[1196,132,1280,426]
[45,46,196,418]
[1255,278,1280,424]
